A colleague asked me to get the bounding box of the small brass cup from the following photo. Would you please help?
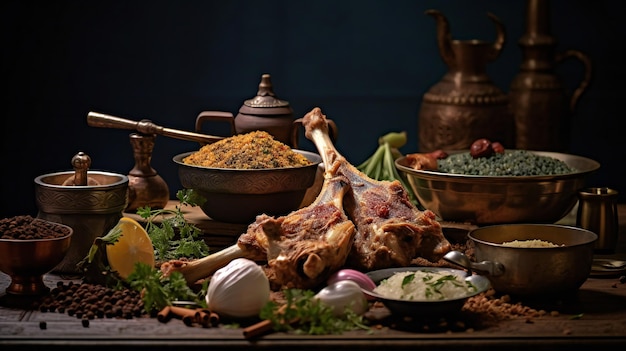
[577,187,619,254]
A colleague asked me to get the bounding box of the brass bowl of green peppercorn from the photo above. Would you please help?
[395,150,600,225]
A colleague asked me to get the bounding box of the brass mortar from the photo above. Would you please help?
[34,152,128,273]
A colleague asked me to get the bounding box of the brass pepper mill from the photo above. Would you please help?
[418,10,514,152]
[126,133,169,212]
[509,0,591,151]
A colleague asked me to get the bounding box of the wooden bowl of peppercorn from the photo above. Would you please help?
[396,143,600,225]
[0,215,73,295]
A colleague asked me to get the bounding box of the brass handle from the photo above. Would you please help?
[556,49,593,113]
[487,12,506,62]
[87,111,224,144]
[195,111,236,145]
[426,9,455,68]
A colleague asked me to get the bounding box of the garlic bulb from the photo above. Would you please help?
[205,258,270,318]
[314,280,369,317]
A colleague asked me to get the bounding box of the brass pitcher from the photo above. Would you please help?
[195,74,297,146]
[194,73,338,148]
[509,0,592,151]
[418,10,514,152]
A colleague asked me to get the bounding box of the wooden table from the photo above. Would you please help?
[1,202,625,350]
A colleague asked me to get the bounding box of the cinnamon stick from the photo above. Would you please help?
[195,310,209,327]
[169,306,198,326]
[182,315,195,326]
[157,306,172,323]
[243,305,298,339]
[243,316,301,339]
[243,319,274,339]
[208,311,220,327]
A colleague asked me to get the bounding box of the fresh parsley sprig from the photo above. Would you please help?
[137,189,210,261]
[127,262,208,313]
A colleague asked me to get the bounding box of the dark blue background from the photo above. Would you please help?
[2,0,625,217]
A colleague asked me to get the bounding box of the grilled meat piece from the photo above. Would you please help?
[162,174,355,289]
[302,107,451,271]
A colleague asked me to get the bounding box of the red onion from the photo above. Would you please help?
[327,269,377,301]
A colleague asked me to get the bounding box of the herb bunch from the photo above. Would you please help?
[260,289,370,335]
[137,189,210,261]
[127,262,207,313]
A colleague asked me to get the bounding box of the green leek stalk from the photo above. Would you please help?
[357,132,421,208]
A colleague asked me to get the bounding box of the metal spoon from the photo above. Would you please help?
[443,251,474,275]
[443,250,506,277]
[601,260,626,270]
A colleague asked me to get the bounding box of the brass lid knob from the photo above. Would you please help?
[244,73,290,108]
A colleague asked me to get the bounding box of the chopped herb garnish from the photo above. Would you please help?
[375,270,478,301]
[402,273,415,288]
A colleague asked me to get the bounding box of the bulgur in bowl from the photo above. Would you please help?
[173,131,322,223]
[396,150,600,225]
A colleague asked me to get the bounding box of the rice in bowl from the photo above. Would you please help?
[373,270,478,301]
[501,239,562,248]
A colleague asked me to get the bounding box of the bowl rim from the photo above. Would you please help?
[34,171,129,189]
[0,220,73,243]
[396,150,600,181]
[173,149,322,171]
[363,266,490,303]
[468,223,598,249]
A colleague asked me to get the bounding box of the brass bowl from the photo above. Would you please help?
[445,224,597,296]
[396,151,600,225]
[0,219,73,295]
[173,150,322,223]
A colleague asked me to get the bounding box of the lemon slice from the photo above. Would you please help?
[105,217,155,279]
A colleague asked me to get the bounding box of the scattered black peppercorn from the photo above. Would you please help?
[34,281,147,321]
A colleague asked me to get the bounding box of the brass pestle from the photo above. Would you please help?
[87,111,224,145]
[61,152,101,186]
